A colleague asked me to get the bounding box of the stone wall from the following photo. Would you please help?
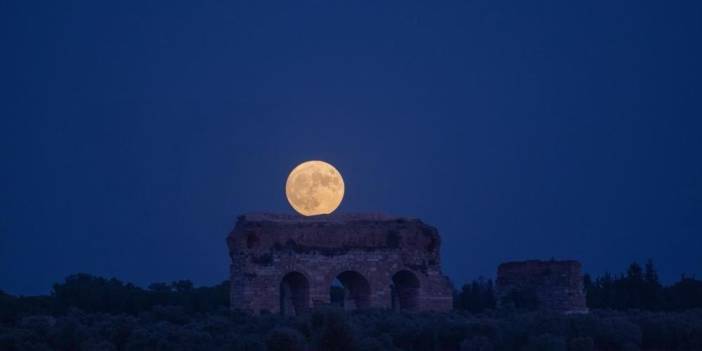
[496,260,588,314]
[227,213,453,314]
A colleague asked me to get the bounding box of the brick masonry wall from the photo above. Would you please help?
[496,260,589,314]
[227,213,454,314]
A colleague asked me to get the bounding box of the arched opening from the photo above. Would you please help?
[329,271,371,310]
[392,270,420,311]
[280,272,309,316]
[330,278,345,306]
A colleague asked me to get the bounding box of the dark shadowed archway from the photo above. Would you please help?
[392,270,420,310]
[280,271,309,316]
[329,271,371,310]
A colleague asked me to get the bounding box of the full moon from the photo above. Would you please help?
[285,160,345,216]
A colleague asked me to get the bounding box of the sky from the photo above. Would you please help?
[1,1,701,295]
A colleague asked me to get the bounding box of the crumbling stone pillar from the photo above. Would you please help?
[496,259,588,314]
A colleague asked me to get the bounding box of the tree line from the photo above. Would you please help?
[2,260,702,323]
[453,260,702,312]
[0,274,229,324]
[1,262,702,350]
[584,260,702,311]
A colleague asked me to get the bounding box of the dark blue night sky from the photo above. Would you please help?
[2,1,701,295]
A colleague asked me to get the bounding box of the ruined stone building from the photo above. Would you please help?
[227,213,453,315]
[496,260,588,314]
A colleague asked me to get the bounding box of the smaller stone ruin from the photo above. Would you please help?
[496,259,588,314]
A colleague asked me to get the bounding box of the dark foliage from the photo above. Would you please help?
[2,306,702,350]
[329,286,345,307]
[584,260,702,311]
[454,277,496,313]
[498,289,540,312]
[266,327,305,351]
[2,268,702,350]
[0,274,228,324]
[454,260,702,313]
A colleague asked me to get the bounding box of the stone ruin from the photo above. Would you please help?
[496,259,588,314]
[226,213,453,315]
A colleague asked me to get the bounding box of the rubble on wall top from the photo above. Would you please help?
[238,212,418,224]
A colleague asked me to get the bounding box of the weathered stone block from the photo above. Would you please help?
[496,259,588,314]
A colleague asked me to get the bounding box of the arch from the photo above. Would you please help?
[280,271,309,316]
[329,270,371,310]
[392,270,420,311]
